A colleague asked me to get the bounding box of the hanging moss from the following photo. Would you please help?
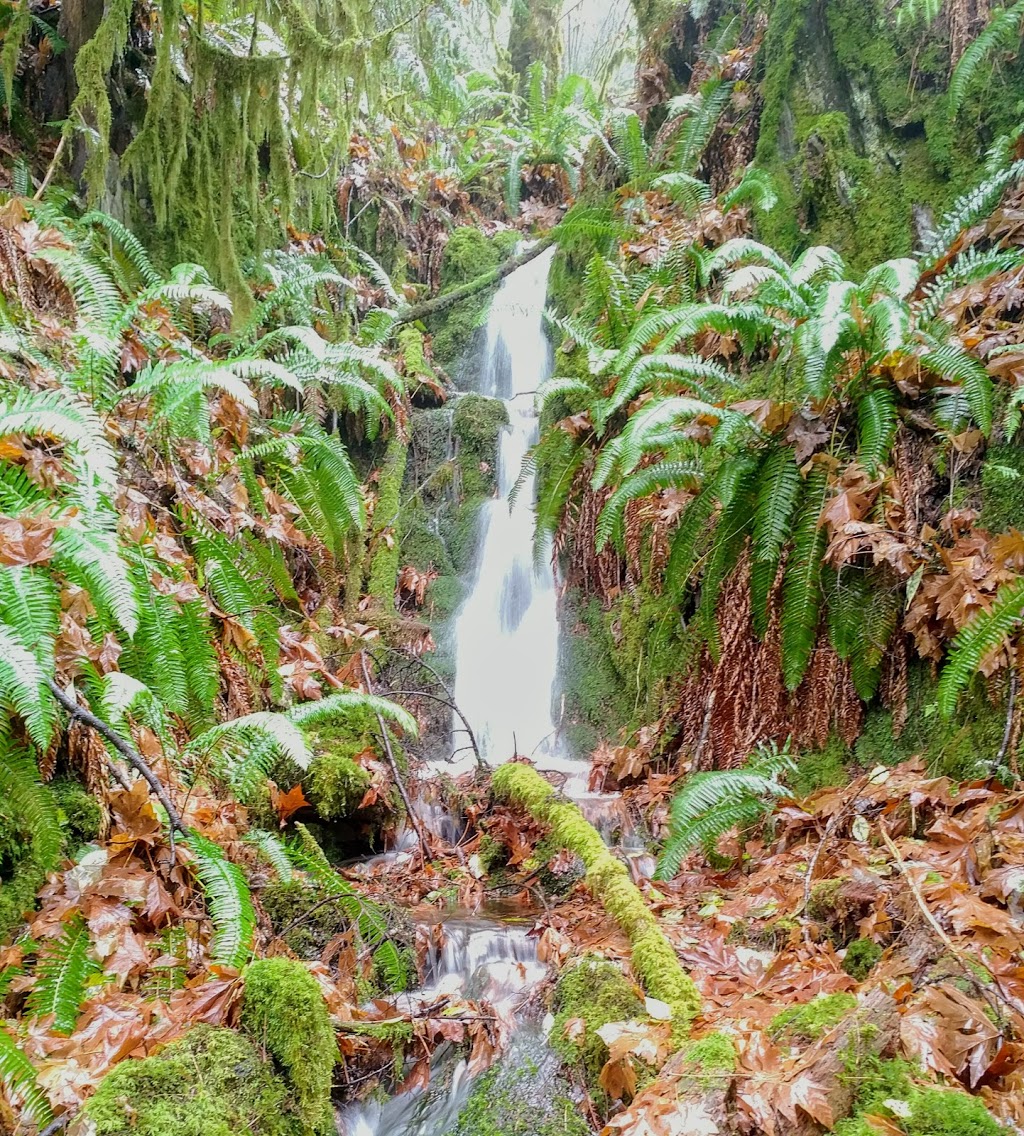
[83,1025,305,1136]
[491,762,700,1035]
[241,958,336,1134]
[67,0,133,198]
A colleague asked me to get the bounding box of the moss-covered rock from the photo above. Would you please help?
[551,956,645,1102]
[0,772,58,944]
[452,392,508,500]
[52,777,104,847]
[83,1025,304,1136]
[429,228,503,370]
[306,752,372,821]
[241,959,336,1133]
[770,992,858,1043]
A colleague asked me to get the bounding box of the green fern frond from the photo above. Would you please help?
[186,832,256,970]
[949,1,1024,112]
[245,830,294,882]
[937,579,1024,717]
[655,750,794,879]
[780,470,829,690]
[857,382,899,474]
[27,914,99,1034]
[921,343,993,434]
[288,691,418,739]
[595,460,704,552]
[751,449,801,636]
[0,1027,52,1128]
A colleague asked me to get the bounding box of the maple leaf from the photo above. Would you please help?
[269,782,310,827]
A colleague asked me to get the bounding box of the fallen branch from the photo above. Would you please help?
[492,760,701,1036]
[392,236,555,326]
[360,652,431,863]
[46,679,186,839]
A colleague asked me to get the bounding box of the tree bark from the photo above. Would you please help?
[393,236,555,327]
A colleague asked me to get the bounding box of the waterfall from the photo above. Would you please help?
[449,245,575,775]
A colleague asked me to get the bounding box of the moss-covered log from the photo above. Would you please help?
[491,761,700,1035]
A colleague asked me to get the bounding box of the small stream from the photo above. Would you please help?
[339,246,624,1133]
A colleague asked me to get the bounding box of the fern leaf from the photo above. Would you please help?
[937,579,1024,717]
[245,830,293,882]
[780,470,829,690]
[751,449,801,636]
[949,1,1024,112]
[0,1027,52,1128]
[857,382,899,474]
[186,832,256,969]
[27,914,99,1034]
[921,344,993,434]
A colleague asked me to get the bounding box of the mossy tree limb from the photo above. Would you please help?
[491,761,700,1035]
[394,236,555,326]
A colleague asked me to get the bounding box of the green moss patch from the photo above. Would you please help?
[843,938,883,981]
[83,1025,304,1136]
[769,992,858,1043]
[241,959,336,1133]
[306,752,372,821]
[551,956,645,1104]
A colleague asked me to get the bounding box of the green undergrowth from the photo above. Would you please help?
[83,1025,305,1136]
[834,1049,1001,1136]
[241,959,336,1134]
[492,762,700,1034]
[752,0,1024,270]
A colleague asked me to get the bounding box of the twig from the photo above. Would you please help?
[39,1114,71,1136]
[33,134,66,201]
[360,652,431,863]
[47,679,186,846]
[995,667,1018,776]
[878,820,1009,1021]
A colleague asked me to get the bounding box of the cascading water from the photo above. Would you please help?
[449,244,567,772]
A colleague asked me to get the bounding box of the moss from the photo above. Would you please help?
[366,436,409,612]
[551,956,645,1100]
[492,762,700,1035]
[0,773,58,944]
[452,1051,589,1136]
[793,736,849,797]
[835,1050,1001,1136]
[981,444,1024,534]
[843,938,883,981]
[52,777,104,847]
[905,1090,1002,1136]
[452,393,508,500]
[241,959,335,1133]
[306,752,371,821]
[428,228,503,370]
[682,1031,737,1075]
[769,992,858,1043]
[83,1025,304,1136]
[854,662,1006,782]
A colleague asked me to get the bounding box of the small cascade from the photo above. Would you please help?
[336,917,545,1136]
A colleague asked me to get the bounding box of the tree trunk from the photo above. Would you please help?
[507,0,562,85]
